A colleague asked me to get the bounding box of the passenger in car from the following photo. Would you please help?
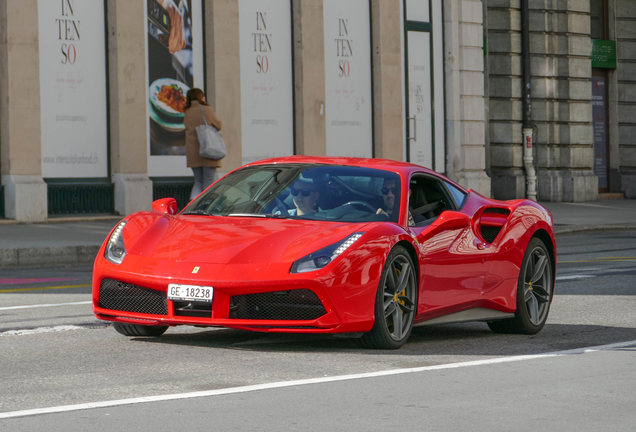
[376,178,426,225]
[376,178,397,218]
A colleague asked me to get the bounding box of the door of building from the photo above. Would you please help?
[404,0,445,173]
[592,70,609,192]
[590,0,613,194]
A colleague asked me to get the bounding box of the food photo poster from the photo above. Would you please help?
[147,0,204,176]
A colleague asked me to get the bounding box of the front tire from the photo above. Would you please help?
[113,323,169,337]
[488,237,553,334]
[360,246,417,349]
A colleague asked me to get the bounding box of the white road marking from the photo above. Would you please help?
[0,325,86,337]
[558,267,603,272]
[555,275,596,281]
[0,301,91,311]
[1,339,635,420]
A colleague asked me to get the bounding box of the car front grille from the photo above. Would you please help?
[229,289,326,321]
[173,300,212,318]
[99,279,168,316]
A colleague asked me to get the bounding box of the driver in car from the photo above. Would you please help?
[288,179,320,216]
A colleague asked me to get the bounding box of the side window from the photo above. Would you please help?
[408,174,453,226]
[444,181,467,209]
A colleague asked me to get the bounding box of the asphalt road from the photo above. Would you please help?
[1,230,635,431]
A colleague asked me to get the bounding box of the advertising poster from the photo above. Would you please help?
[38,0,109,178]
[323,0,373,158]
[147,0,204,176]
[239,0,294,165]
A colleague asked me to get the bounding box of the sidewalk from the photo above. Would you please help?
[0,200,635,269]
[0,217,122,269]
[541,199,636,234]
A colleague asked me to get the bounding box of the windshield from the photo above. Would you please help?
[184,164,402,223]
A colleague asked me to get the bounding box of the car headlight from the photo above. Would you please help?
[290,232,364,273]
[105,221,127,265]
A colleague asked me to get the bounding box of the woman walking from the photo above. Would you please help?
[183,88,223,199]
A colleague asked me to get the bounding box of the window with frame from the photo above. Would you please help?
[444,181,467,209]
[408,174,454,226]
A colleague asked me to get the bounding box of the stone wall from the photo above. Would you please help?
[487,0,598,202]
[445,0,492,196]
[0,0,47,221]
[616,0,636,198]
[107,0,153,215]
[487,0,525,199]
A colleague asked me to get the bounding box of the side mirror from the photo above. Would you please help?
[152,198,177,215]
[434,210,471,230]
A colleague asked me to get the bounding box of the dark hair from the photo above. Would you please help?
[185,88,208,110]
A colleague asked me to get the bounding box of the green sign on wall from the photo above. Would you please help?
[591,39,617,69]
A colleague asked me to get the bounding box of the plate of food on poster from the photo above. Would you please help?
[149,78,190,131]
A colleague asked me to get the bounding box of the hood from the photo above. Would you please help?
[122,212,368,265]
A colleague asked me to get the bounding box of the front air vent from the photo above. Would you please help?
[99,279,168,316]
[229,289,326,321]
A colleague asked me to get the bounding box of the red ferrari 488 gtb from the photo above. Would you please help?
[93,156,556,349]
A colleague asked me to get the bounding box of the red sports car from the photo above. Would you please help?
[92,156,555,349]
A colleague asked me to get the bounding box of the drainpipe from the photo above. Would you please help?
[521,0,537,201]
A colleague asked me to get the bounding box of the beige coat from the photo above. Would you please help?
[183,101,223,168]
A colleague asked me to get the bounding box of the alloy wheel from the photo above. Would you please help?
[523,246,552,326]
[382,255,416,340]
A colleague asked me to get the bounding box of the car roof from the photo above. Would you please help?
[242,156,469,195]
[246,155,433,175]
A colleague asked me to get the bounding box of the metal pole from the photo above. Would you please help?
[521,0,537,201]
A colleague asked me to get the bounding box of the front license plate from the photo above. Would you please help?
[168,284,213,302]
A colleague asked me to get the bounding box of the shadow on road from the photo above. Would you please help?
[127,321,636,357]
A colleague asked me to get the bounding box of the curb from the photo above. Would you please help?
[0,246,100,270]
[2,225,635,269]
[554,224,636,235]
[0,215,122,225]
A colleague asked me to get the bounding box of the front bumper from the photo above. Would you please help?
[92,258,380,334]
[94,277,346,333]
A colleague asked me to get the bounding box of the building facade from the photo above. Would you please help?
[486,0,636,202]
[0,0,633,222]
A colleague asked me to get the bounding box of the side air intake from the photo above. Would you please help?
[480,208,511,243]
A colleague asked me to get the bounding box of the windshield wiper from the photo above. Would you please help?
[227,213,266,218]
[184,212,286,218]
[182,210,213,216]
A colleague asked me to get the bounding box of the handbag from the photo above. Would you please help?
[196,106,226,160]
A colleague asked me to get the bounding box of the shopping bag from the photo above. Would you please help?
[196,106,226,160]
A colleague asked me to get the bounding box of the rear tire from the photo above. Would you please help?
[113,323,169,337]
[488,237,553,334]
[360,246,417,350]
